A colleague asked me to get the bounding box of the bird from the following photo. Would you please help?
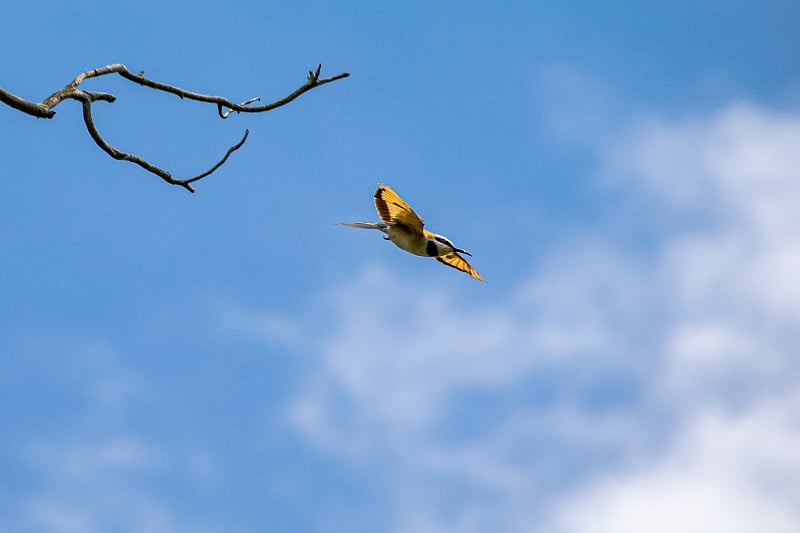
[339,183,485,282]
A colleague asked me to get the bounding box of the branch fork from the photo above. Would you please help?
[0,64,349,192]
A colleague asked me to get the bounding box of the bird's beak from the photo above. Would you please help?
[456,248,472,257]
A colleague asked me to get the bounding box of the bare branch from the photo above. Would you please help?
[0,86,55,118]
[66,90,248,193]
[38,63,350,118]
[1,63,349,191]
[184,130,250,187]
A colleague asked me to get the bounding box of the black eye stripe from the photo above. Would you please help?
[434,236,452,246]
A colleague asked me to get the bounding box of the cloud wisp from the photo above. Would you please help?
[1,339,227,533]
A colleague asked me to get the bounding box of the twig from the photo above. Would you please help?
[221,97,261,119]
[1,63,349,191]
[184,130,250,187]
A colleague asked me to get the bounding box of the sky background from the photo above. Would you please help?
[3,2,800,532]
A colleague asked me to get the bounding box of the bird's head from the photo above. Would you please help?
[429,234,471,256]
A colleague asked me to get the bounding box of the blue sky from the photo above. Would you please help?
[3,2,800,532]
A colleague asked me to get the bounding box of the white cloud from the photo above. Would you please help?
[27,437,160,481]
[289,249,645,450]
[18,436,178,533]
[280,102,800,531]
[215,303,301,346]
[543,397,800,533]
[2,338,227,533]
[279,251,652,531]
[542,103,800,532]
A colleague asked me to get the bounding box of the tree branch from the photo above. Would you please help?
[1,63,349,191]
[0,86,55,118]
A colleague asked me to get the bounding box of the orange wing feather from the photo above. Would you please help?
[373,184,424,232]
[435,253,486,282]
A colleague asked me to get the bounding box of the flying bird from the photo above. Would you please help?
[339,184,485,282]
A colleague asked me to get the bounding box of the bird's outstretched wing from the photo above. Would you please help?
[435,253,486,282]
[374,184,424,232]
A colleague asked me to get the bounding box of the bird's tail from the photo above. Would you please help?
[338,221,388,232]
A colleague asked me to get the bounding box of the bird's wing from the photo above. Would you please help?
[374,184,424,232]
[435,253,486,282]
